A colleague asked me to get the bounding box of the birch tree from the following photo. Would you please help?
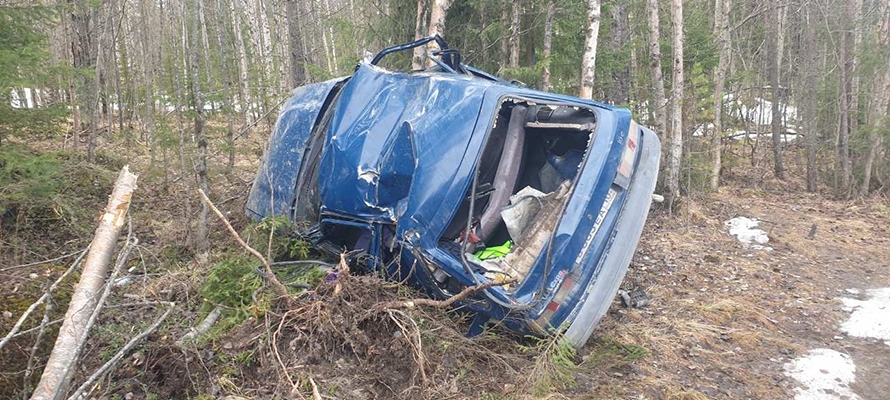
[803,6,819,192]
[509,0,521,69]
[667,0,684,209]
[185,0,210,252]
[647,0,667,136]
[863,0,890,192]
[710,0,731,190]
[541,0,555,91]
[412,0,429,70]
[425,0,453,66]
[579,0,601,100]
[286,0,306,86]
[769,3,785,180]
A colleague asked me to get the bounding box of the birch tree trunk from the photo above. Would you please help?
[607,3,629,104]
[426,0,453,66]
[196,0,213,83]
[863,0,890,193]
[667,0,684,210]
[229,0,251,131]
[215,0,238,172]
[837,0,856,193]
[803,7,819,192]
[286,0,306,86]
[412,0,429,70]
[710,0,731,190]
[509,0,521,69]
[647,0,667,135]
[30,166,138,400]
[541,0,555,91]
[849,0,863,153]
[578,0,601,99]
[186,0,210,252]
[769,4,785,180]
[322,0,338,75]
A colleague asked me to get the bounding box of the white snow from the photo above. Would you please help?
[784,348,860,400]
[724,93,799,127]
[725,216,772,251]
[839,288,890,345]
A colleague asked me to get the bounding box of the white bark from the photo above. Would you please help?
[230,0,251,126]
[647,0,667,134]
[542,0,555,91]
[509,0,521,69]
[323,0,338,75]
[426,0,453,66]
[863,0,890,192]
[579,0,601,99]
[668,0,684,209]
[412,0,429,70]
[711,0,731,190]
[30,166,138,400]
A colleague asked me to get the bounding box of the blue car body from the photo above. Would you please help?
[247,37,660,348]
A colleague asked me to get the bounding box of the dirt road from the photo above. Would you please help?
[585,188,890,399]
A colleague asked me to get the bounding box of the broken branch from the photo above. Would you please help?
[66,302,174,400]
[176,304,223,345]
[0,247,88,352]
[373,279,514,311]
[197,189,290,302]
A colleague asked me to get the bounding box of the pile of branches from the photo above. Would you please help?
[195,189,530,399]
[219,272,527,399]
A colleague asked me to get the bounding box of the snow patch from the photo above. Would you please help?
[784,348,859,400]
[725,217,772,251]
[839,288,890,345]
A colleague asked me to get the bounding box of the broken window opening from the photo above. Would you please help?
[437,98,597,290]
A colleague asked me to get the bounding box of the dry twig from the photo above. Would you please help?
[0,247,89,352]
[373,279,514,311]
[309,376,322,400]
[176,305,223,346]
[197,189,289,301]
[387,309,427,383]
[67,302,175,400]
[0,249,86,272]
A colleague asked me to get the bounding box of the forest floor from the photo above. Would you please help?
[2,136,889,399]
[591,186,890,399]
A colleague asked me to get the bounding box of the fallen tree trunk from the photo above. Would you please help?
[31,166,138,400]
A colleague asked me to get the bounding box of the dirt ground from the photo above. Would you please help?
[2,133,889,399]
[589,187,890,399]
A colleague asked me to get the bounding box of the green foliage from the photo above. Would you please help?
[201,255,265,309]
[248,216,311,260]
[519,333,578,396]
[0,144,62,215]
[199,255,266,338]
[584,337,649,364]
[0,6,67,143]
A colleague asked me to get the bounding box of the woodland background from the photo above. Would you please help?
[1,0,890,399]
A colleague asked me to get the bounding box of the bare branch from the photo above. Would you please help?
[67,302,175,400]
[0,248,89,352]
[373,279,514,311]
[196,189,289,301]
[1,249,87,273]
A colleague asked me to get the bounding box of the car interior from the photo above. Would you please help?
[436,98,598,288]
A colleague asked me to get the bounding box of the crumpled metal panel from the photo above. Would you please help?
[317,64,489,222]
[246,78,346,219]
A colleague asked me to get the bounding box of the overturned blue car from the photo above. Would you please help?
[247,36,660,348]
